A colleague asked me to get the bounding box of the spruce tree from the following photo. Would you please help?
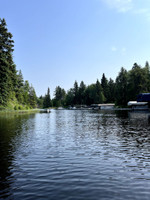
[43,87,51,108]
[95,79,105,103]
[16,70,24,103]
[73,81,79,105]
[28,85,37,108]
[78,81,86,105]
[108,78,115,103]
[101,73,109,102]
[0,18,17,105]
[115,67,128,106]
[53,86,66,106]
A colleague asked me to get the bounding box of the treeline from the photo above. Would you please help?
[41,61,150,108]
[1,18,150,109]
[0,18,37,109]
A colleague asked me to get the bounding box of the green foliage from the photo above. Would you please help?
[95,79,105,103]
[53,61,150,107]
[107,78,115,103]
[84,81,105,105]
[1,18,150,109]
[115,67,128,106]
[14,105,23,110]
[0,18,17,105]
[65,89,74,106]
[0,105,6,111]
[78,81,86,105]
[0,18,37,110]
[127,63,150,101]
[14,105,18,110]
[43,87,52,108]
[113,62,150,106]
[52,99,61,107]
[101,73,109,102]
[73,81,79,105]
[28,85,37,108]
[37,95,44,108]
[53,86,66,107]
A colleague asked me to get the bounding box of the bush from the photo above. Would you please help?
[18,105,23,110]
[14,105,18,110]
[25,105,30,110]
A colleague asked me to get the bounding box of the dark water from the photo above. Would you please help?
[0,110,150,200]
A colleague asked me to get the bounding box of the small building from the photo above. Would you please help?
[91,104,115,110]
[128,101,148,110]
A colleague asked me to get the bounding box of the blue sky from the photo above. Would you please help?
[1,0,150,97]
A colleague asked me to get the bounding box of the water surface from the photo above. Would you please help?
[0,110,150,200]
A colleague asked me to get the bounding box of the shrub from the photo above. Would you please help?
[18,105,23,110]
[14,105,18,110]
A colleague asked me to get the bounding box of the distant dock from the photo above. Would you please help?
[91,104,115,110]
[40,109,51,113]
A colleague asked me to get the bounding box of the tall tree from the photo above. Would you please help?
[65,88,74,106]
[0,18,17,105]
[78,81,86,105]
[115,67,128,106]
[37,95,44,108]
[101,73,109,102]
[53,86,66,107]
[85,84,96,105]
[85,81,105,105]
[73,81,79,105]
[95,79,105,103]
[23,80,30,105]
[107,78,115,103]
[43,87,51,108]
[15,70,24,103]
[128,63,149,101]
[28,85,37,108]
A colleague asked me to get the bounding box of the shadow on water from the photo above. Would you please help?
[0,113,36,199]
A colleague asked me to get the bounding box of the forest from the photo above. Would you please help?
[45,62,150,108]
[0,18,37,110]
[1,18,150,110]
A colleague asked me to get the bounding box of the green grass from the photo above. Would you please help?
[0,107,41,115]
[0,95,41,114]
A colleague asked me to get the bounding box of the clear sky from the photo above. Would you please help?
[1,0,150,97]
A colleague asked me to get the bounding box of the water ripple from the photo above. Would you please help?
[1,110,150,199]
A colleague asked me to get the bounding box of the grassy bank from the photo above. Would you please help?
[0,108,41,115]
[0,97,41,114]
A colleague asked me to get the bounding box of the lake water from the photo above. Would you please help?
[0,109,150,200]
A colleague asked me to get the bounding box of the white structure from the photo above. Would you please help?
[91,104,115,110]
[128,101,148,110]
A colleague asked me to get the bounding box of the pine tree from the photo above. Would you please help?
[28,85,37,108]
[65,89,74,106]
[115,67,128,106]
[0,18,17,105]
[23,80,30,105]
[16,70,24,103]
[73,81,79,105]
[101,73,109,102]
[95,79,105,103]
[107,78,115,103]
[43,87,51,108]
[53,86,66,107]
[78,81,86,105]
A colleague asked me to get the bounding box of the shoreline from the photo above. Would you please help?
[0,109,41,115]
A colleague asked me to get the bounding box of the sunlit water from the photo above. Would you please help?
[0,110,150,200]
